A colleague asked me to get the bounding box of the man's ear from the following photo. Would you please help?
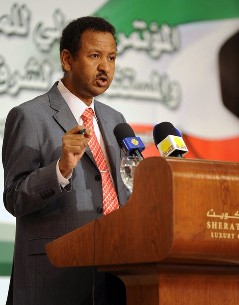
[60,49,73,72]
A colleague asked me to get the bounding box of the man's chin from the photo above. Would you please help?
[93,86,110,96]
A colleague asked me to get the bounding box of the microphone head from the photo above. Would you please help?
[153,122,178,145]
[113,123,145,156]
[113,123,136,148]
[153,122,188,157]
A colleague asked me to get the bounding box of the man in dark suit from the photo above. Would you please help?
[2,16,128,305]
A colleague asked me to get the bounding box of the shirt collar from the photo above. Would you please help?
[57,80,95,123]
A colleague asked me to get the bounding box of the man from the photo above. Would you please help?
[2,16,128,305]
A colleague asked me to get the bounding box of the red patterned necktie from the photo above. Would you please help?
[81,108,119,215]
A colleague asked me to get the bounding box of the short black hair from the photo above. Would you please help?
[60,16,116,57]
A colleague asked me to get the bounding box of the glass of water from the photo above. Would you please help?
[120,156,142,192]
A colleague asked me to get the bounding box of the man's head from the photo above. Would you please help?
[60,16,117,105]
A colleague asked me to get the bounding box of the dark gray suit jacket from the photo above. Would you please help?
[2,82,128,305]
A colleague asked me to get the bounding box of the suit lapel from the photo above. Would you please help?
[48,83,77,132]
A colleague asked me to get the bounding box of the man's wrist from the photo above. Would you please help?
[56,160,72,187]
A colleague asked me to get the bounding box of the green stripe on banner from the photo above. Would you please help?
[0,223,15,276]
[94,0,239,33]
[0,241,14,276]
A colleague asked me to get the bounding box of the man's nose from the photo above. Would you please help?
[98,58,111,73]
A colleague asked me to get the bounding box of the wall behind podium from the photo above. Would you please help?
[0,0,238,304]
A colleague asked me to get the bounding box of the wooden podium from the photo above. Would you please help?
[46,157,239,305]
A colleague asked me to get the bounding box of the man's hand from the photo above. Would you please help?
[59,125,91,178]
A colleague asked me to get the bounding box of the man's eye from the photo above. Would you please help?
[109,56,116,61]
[90,54,99,58]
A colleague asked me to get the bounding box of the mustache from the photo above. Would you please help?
[96,72,108,79]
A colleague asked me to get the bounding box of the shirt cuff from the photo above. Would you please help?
[56,160,72,188]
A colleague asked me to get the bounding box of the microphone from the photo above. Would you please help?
[153,122,188,157]
[113,123,145,159]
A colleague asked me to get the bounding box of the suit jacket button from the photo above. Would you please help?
[97,207,103,214]
[95,174,101,181]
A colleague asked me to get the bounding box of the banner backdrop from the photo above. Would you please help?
[0,0,238,302]
[94,0,239,160]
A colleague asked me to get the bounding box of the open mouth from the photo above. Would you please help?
[96,76,108,87]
